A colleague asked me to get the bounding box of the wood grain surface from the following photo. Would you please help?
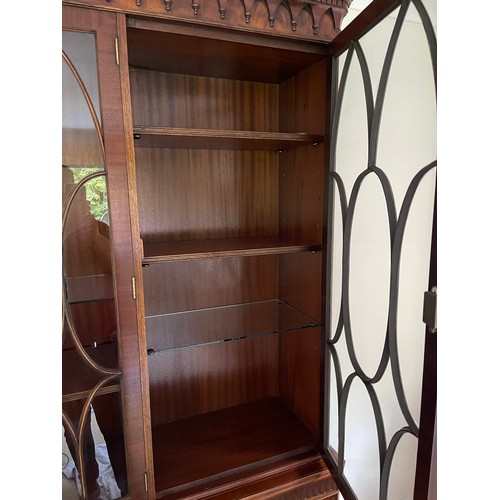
[151,397,317,494]
[142,237,321,263]
[127,25,327,83]
[134,148,279,243]
[133,127,323,151]
[147,336,280,424]
[130,67,279,130]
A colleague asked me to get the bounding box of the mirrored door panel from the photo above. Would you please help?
[62,29,127,500]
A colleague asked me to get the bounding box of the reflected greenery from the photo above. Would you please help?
[70,167,108,221]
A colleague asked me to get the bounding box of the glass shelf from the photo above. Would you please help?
[146,300,320,354]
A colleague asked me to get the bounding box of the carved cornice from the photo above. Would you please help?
[63,0,352,42]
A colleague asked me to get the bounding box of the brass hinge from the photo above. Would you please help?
[115,38,120,65]
[144,472,148,492]
[422,286,437,333]
[132,276,137,300]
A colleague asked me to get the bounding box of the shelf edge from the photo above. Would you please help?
[142,243,321,264]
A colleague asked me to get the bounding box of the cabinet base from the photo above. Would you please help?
[157,449,338,499]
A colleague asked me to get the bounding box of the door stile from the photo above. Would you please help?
[413,191,437,500]
[115,13,156,499]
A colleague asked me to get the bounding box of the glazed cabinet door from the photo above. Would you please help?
[62,6,153,499]
[323,0,436,498]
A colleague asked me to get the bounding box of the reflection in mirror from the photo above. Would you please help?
[62,31,102,125]
[63,168,118,366]
[62,31,104,169]
[62,392,128,500]
[62,59,104,170]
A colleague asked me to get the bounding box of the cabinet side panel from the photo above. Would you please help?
[278,60,328,439]
[279,145,325,246]
[279,254,322,438]
[135,148,279,242]
[279,60,328,136]
[148,335,280,424]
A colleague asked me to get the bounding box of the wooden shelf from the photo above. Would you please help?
[152,397,318,496]
[133,126,323,151]
[142,236,321,264]
[145,299,320,353]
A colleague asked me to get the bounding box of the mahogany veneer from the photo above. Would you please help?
[133,126,323,151]
[151,397,318,496]
[142,236,321,263]
[157,450,338,499]
[127,22,327,84]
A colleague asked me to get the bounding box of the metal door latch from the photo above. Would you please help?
[422,286,437,333]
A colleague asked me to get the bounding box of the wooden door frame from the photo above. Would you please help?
[63,7,153,498]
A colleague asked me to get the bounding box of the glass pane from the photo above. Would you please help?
[334,47,369,196]
[386,433,418,500]
[63,392,128,500]
[146,299,319,352]
[375,3,436,210]
[343,378,380,500]
[348,173,391,378]
[62,31,104,170]
[62,31,102,125]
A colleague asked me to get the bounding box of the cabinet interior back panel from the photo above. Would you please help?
[148,334,280,424]
[143,255,278,316]
[129,68,279,131]
[135,148,279,242]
